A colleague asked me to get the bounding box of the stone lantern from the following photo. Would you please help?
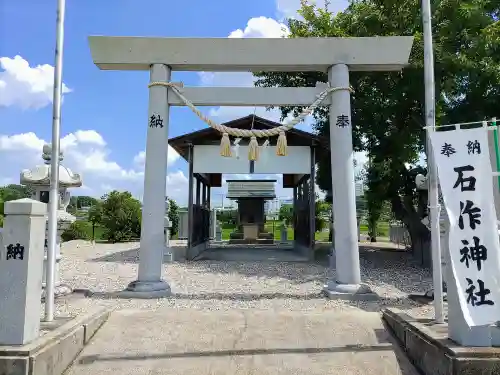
[415,173,447,297]
[20,144,82,297]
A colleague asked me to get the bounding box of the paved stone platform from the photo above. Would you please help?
[67,308,418,375]
[383,308,500,375]
[198,247,309,262]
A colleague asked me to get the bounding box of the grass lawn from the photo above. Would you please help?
[221,223,295,241]
[359,222,390,237]
[221,221,390,241]
[74,218,391,243]
[77,220,106,241]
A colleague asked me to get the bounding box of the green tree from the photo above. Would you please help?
[100,191,142,243]
[68,196,77,211]
[87,203,103,241]
[355,195,367,216]
[315,200,331,232]
[365,191,383,242]
[0,184,32,226]
[167,198,179,236]
[61,221,90,242]
[69,195,98,211]
[78,196,98,208]
[279,204,294,224]
[218,209,238,227]
[255,0,499,258]
[0,184,32,202]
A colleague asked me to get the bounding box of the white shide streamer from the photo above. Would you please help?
[260,139,270,164]
[231,138,242,159]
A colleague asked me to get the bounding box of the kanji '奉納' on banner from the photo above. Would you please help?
[430,126,500,327]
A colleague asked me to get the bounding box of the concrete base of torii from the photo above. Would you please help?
[121,280,172,299]
[41,284,73,300]
[323,282,378,301]
[323,247,378,302]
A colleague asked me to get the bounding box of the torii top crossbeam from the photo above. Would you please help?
[88,36,414,72]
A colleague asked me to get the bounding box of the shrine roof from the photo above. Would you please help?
[168,114,329,162]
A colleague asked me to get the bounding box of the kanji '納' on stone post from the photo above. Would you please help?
[0,198,47,345]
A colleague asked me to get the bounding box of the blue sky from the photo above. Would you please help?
[0,0,353,206]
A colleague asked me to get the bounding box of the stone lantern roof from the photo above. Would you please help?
[20,144,83,188]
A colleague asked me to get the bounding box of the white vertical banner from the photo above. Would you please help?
[430,126,500,326]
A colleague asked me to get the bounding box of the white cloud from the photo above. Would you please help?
[0,132,45,151]
[0,129,187,204]
[165,170,189,202]
[0,53,188,204]
[61,130,106,148]
[228,16,290,38]
[132,145,180,169]
[0,55,72,110]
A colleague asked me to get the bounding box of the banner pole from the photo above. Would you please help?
[422,0,445,323]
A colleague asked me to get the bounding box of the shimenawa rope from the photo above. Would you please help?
[148,81,353,160]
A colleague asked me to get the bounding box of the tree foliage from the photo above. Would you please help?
[279,204,294,224]
[218,209,238,228]
[100,191,142,243]
[168,198,179,236]
[88,203,103,225]
[61,221,90,242]
[0,184,32,227]
[255,0,499,256]
[315,200,331,232]
[87,202,103,241]
[68,195,98,211]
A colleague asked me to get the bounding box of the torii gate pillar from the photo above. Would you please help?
[323,63,374,299]
[126,64,172,297]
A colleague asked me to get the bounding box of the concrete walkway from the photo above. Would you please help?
[67,308,418,375]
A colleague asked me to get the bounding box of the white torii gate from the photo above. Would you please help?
[88,35,414,298]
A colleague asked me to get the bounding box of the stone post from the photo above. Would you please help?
[280,222,287,243]
[210,209,217,239]
[0,199,46,345]
[126,64,171,297]
[215,222,222,242]
[324,64,374,298]
[164,216,171,248]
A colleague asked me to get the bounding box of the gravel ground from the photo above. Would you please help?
[48,240,444,319]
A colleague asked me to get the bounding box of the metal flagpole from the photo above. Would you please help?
[45,0,66,322]
[421,0,445,323]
